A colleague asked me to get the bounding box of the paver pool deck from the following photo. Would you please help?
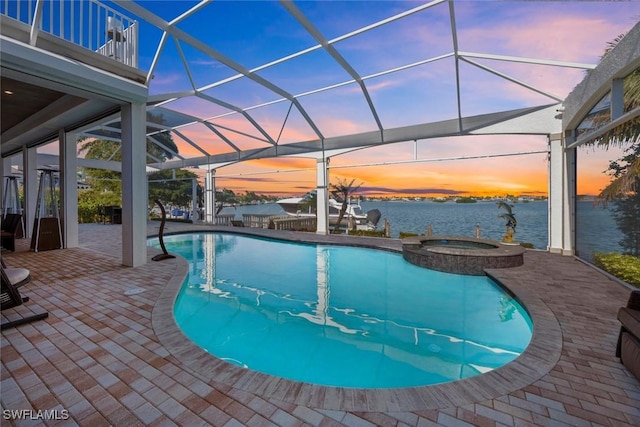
[1,223,639,426]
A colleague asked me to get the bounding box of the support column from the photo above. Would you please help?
[563,136,576,256]
[121,102,147,267]
[22,146,38,238]
[548,132,575,255]
[548,133,563,253]
[205,169,215,224]
[191,178,198,223]
[316,158,329,235]
[60,130,78,248]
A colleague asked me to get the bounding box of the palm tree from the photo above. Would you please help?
[148,169,201,212]
[594,35,640,202]
[330,178,362,231]
[79,112,179,165]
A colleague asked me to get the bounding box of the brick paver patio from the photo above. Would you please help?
[1,223,639,426]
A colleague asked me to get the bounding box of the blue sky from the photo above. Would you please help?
[63,1,640,196]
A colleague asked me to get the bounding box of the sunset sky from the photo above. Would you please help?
[44,1,639,197]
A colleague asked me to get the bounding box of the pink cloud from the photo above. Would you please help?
[450,4,637,104]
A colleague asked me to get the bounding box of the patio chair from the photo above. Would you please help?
[0,257,30,288]
[616,290,640,380]
[1,263,48,331]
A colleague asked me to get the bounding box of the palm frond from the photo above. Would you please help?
[597,156,640,202]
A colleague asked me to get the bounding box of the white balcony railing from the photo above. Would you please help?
[1,0,138,68]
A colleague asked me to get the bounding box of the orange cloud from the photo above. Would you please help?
[211,157,316,195]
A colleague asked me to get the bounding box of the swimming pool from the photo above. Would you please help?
[149,232,532,388]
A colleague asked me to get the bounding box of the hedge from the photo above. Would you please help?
[592,252,640,288]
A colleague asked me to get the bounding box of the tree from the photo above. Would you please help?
[76,114,181,222]
[593,34,640,202]
[589,33,640,256]
[330,178,362,231]
[77,187,121,223]
[215,189,237,215]
[77,138,124,214]
[79,131,177,165]
[610,190,640,256]
[148,169,201,213]
[78,112,179,197]
[79,112,178,164]
[238,191,256,205]
[605,143,640,256]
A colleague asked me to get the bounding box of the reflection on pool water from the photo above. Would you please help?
[149,233,533,389]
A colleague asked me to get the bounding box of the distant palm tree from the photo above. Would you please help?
[594,34,640,202]
[330,178,362,231]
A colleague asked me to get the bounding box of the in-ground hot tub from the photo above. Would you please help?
[402,236,525,275]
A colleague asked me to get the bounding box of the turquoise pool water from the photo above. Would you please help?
[149,233,532,388]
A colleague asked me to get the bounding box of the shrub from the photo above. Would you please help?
[399,231,421,239]
[519,242,535,249]
[592,252,640,288]
[347,229,387,238]
[77,188,120,223]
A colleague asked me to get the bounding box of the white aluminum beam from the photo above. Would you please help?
[458,52,596,70]
[282,1,383,133]
[201,122,241,153]
[449,0,463,132]
[113,0,325,140]
[149,105,556,170]
[172,129,211,157]
[460,57,563,102]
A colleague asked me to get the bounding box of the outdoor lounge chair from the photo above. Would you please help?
[1,263,48,330]
[0,257,30,288]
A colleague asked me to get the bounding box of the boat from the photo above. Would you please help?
[277,191,381,230]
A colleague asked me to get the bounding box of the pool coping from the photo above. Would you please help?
[150,228,562,412]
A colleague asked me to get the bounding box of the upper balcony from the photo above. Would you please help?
[0,0,144,84]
